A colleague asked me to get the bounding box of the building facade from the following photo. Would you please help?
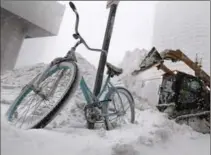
[152,1,210,74]
[1,1,65,73]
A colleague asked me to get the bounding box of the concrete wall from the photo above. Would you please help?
[0,1,65,37]
[152,1,210,74]
[1,8,26,73]
[0,1,65,73]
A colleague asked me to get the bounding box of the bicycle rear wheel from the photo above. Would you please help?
[102,87,135,130]
[6,61,78,129]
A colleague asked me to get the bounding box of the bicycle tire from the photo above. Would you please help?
[6,61,79,129]
[102,87,135,130]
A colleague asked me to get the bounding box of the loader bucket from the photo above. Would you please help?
[132,47,163,75]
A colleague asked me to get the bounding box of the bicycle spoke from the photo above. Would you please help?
[15,95,36,124]
[39,71,60,93]
[123,106,130,112]
[30,97,44,125]
[104,88,134,130]
[21,94,42,127]
[19,95,37,127]
[15,92,42,127]
[29,97,44,125]
[17,93,34,111]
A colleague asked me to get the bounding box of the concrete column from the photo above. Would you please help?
[1,8,26,74]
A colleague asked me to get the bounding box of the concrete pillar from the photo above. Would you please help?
[1,8,26,74]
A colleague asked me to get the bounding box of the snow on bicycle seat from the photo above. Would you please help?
[106,62,123,76]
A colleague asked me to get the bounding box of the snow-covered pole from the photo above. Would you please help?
[93,1,119,96]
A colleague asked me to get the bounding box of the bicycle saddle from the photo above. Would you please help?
[106,62,123,77]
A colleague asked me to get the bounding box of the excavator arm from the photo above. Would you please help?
[132,47,210,88]
[160,49,210,87]
[157,63,174,75]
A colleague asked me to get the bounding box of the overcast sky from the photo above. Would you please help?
[16,1,157,68]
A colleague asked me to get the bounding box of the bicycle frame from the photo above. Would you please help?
[80,75,112,105]
[80,74,126,118]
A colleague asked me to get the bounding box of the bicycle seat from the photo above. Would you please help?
[106,62,123,77]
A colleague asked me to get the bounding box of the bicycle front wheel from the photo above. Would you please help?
[6,61,78,129]
[102,87,135,130]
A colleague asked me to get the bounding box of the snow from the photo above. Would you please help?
[1,104,210,155]
[118,48,163,107]
[1,52,210,155]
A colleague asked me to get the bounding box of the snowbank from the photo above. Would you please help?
[118,48,163,107]
[1,104,210,155]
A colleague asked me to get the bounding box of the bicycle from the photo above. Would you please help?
[5,1,135,130]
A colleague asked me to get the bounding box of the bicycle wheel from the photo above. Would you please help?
[102,87,135,130]
[6,61,78,129]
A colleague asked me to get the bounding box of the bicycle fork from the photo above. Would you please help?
[23,63,65,100]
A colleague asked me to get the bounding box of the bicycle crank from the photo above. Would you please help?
[84,105,102,123]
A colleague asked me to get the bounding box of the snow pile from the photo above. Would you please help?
[1,63,46,105]
[1,104,210,155]
[118,48,163,108]
[1,63,46,88]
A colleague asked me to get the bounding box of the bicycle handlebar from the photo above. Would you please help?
[69,1,76,11]
[69,2,107,55]
[69,2,79,34]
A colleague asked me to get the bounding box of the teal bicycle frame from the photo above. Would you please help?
[80,74,125,118]
[80,75,111,105]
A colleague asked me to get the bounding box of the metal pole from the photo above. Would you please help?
[93,4,118,96]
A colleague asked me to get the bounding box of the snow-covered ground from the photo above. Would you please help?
[1,52,210,155]
[1,105,210,155]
